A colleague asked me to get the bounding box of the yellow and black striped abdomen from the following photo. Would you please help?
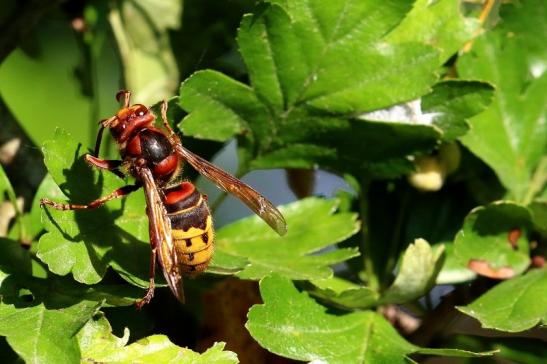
[164,182,214,276]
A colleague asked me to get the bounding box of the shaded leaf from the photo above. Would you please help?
[529,199,547,235]
[421,80,495,141]
[458,269,547,332]
[454,202,532,279]
[246,275,495,364]
[380,239,444,304]
[215,198,360,280]
[38,129,151,287]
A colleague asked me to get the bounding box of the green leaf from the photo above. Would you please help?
[38,129,151,286]
[0,299,100,364]
[458,269,547,332]
[529,199,547,235]
[380,239,444,304]
[215,198,360,280]
[208,250,249,275]
[0,163,22,239]
[309,276,378,310]
[0,16,100,146]
[179,1,445,178]
[25,174,53,237]
[246,275,495,364]
[0,163,17,210]
[454,202,532,279]
[386,0,480,63]
[434,242,476,285]
[179,70,259,141]
[248,115,441,178]
[0,261,138,363]
[254,1,431,112]
[109,0,181,104]
[78,313,130,360]
[421,80,495,141]
[79,313,239,363]
[0,234,143,363]
[458,0,547,202]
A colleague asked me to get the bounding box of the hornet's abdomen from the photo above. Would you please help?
[164,182,214,276]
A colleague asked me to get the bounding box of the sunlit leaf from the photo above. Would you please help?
[215,198,360,280]
[178,1,450,178]
[434,242,476,285]
[458,0,547,202]
[246,275,495,364]
[109,0,181,104]
[421,80,495,141]
[0,239,139,364]
[79,314,238,363]
[458,269,547,332]
[386,0,480,63]
[380,239,444,304]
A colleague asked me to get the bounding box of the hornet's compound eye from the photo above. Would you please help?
[133,104,148,117]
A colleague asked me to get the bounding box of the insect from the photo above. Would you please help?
[41,90,287,308]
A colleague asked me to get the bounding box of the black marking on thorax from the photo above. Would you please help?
[139,129,173,164]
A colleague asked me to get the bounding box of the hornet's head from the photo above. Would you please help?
[101,90,155,143]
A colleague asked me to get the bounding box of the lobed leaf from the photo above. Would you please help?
[215,197,360,280]
[458,269,547,332]
[458,0,547,202]
[386,0,480,63]
[38,129,150,286]
[178,0,461,178]
[0,238,139,363]
[79,314,238,363]
[434,242,476,285]
[246,275,495,364]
